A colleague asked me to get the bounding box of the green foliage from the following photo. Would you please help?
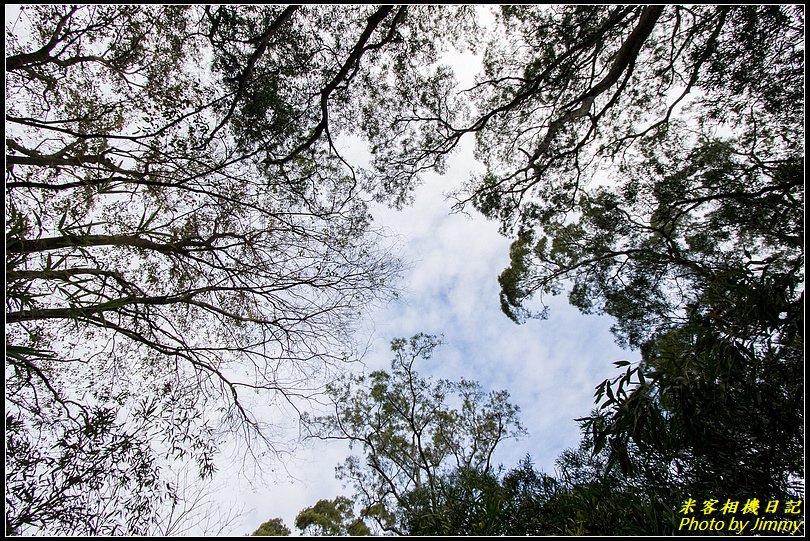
[566,260,804,533]
[7,4,803,535]
[583,268,804,500]
[356,6,803,345]
[401,467,507,535]
[546,438,678,535]
[480,18,806,503]
[251,518,291,536]
[361,6,803,535]
[498,229,545,323]
[513,8,800,346]
[303,334,526,534]
[294,497,370,536]
[394,449,675,536]
[402,456,567,536]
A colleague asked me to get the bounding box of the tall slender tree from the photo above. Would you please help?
[303,334,525,534]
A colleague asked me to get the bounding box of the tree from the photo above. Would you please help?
[294,496,370,536]
[469,7,805,519]
[400,456,566,536]
[251,497,371,536]
[302,334,526,534]
[497,456,566,535]
[399,465,507,535]
[539,432,677,536]
[5,5,480,534]
[251,518,291,537]
[7,4,802,534]
[581,273,804,508]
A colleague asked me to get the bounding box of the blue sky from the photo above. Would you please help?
[229,134,635,535]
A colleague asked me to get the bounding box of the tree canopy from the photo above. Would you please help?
[285,5,804,535]
[6,4,803,536]
[302,334,525,534]
[365,5,803,338]
[251,517,291,537]
[294,496,371,536]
